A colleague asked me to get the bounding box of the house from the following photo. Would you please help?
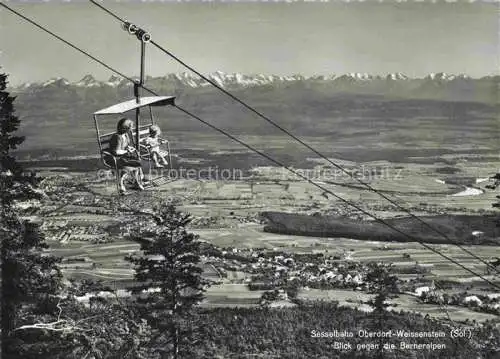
[352,274,364,285]
[415,286,431,297]
[464,295,482,306]
[324,271,335,279]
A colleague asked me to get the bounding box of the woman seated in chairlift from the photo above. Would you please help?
[109,117,145,194]
[143,124,169,168]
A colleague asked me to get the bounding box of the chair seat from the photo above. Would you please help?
[96,128,173,194]
[121,166,139,171]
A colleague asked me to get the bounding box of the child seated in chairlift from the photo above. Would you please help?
[143,124,169,168]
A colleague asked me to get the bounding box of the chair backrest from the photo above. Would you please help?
[137,125,152,143]
[97,132,118,169]
[98,130,138,152]
[137,125,171,144]
[98,132,115,153]
[97,130,136,169]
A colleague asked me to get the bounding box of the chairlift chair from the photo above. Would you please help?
[93,96,175,193]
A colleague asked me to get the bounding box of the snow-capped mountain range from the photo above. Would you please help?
[16,71,489,90]
[12,71,498,104]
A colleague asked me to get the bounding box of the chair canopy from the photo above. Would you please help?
[93,96,175,116]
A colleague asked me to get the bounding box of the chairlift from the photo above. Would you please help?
[93,95,175,193]
[92,20,176,194]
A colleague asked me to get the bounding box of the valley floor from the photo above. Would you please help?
[21,156,500,324]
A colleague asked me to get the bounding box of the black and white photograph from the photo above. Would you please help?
[0,0,499,358]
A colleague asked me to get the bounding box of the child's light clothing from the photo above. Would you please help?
[144,136,161,153]
[143,134,169,167]
[144,136,168,157]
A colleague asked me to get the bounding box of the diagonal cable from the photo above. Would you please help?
[87,0,500,274]
[2,1,498,288]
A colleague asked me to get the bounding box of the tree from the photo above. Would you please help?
[126,204,210,359]
[55,287,154,359]
[0,72,24,181]
[0,71,63,358]
[365,263,399,359]
[1,215,64,353]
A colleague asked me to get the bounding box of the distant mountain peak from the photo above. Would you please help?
[42,77,70,87]
[336,73,374,82]
[106,75,123,87]
[424,72,465,81]
[386,72,409,81]
[80,74,95,81]
[76,74,99,87]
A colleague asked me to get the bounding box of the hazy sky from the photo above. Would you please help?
[1,1,498,85]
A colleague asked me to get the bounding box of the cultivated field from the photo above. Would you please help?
[31,147,499,323]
